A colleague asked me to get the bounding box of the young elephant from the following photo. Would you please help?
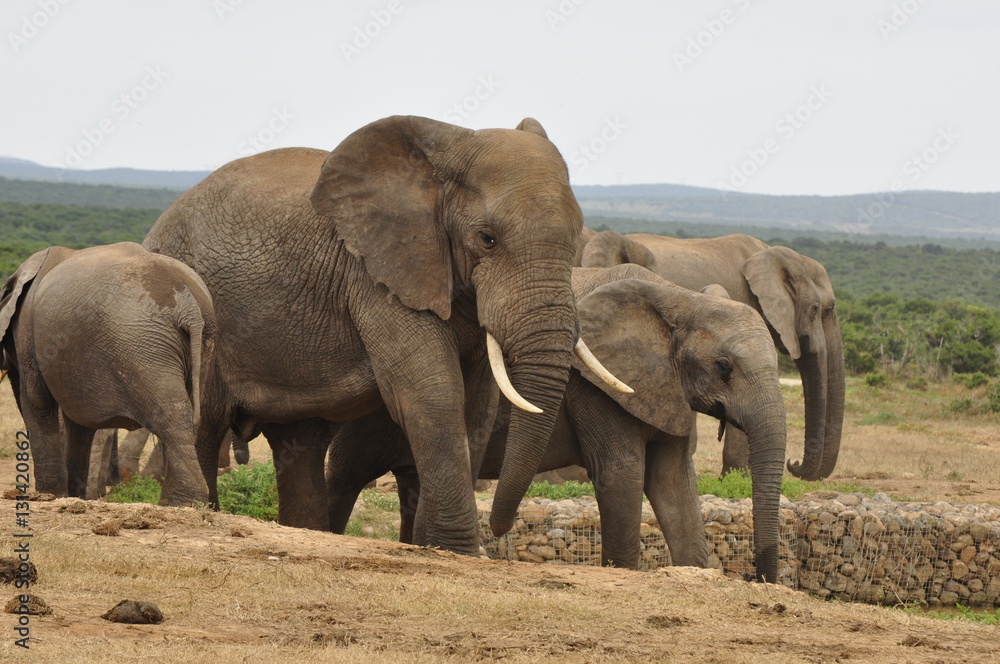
[326,265,787,580]
[0,242,216,505]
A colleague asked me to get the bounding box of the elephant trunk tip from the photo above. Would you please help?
[489,510,515,538]
[785,456,821,481]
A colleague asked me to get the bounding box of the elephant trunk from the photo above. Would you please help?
[738,376,787,583]
[786,340,828,480]
[487,295,576,537]
[816,312,845,479]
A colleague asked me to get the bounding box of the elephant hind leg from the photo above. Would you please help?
[18,373,67,496]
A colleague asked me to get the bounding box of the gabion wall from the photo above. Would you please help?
[477,491,1000,607]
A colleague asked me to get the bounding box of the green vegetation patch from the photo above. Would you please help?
[525,480,596,500]
[697,470,873,501]
[104,475,162,504]
[217,461,279,521]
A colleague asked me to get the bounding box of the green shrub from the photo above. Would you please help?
[525,481,595,500]
[948,397,975,414]
[217,461,279,521]
[104,475,161,504]
[857,412,901,426]
[905,376,928,391]
[954,371,990,389]
[989,384,1000,413]
[864,372,889,388]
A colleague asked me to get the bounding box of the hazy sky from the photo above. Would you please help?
[3,1,997,195]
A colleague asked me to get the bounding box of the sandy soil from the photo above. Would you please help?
[1,498,997,663]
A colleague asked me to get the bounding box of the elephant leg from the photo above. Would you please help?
[85,429,115,499]
[569,386,645,569]
[118,428,152,482]
[140,439,166,480]
[645,428,709,568]
[217,433,232,470]
[18,370,66,495]
[721,426,752,477]
[62,418,97,499]
[393,465,420,545]
[325,409,410,535]
[107,429,120,485]
[263,418,335,531]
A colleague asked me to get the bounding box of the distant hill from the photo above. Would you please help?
[578,190,1000,241]
[0,176,182,210]
[0,158,996,242]
[0,157,209,189]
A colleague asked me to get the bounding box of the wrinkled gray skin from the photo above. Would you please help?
[326,265,787,581]
[0,242,214,505]
[143,116,587,554]
[581,231,844,481]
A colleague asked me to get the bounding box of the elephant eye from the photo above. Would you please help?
[479,231,497,250]
[810,304,819,321]
[716,358,733,379]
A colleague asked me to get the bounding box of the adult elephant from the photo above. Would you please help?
[143,115,627,554]
[0,243,214,505]
[581,231,843,481]
[327,265,787,581]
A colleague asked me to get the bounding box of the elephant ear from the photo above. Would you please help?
[310,116,472,320]
[573,278,690,436]
[0,248,52,343]
[515,117,548,139]
[742,247,803,359]
[580,230,656,270]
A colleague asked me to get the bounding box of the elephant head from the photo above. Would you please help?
[742,246,843,480]
[571,266,786,582]
[307,116,626,538]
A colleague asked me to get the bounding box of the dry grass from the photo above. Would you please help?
[0,500,996,663]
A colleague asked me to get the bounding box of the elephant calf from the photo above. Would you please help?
[0,242,216,506]
[326,265,787,581]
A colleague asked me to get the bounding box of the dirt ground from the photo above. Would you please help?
[1,498,997,664]
[1,381,999,662]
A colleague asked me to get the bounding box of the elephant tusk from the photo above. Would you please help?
[486,333,543,414]
[0,369,6,383]
[574,338,634,394]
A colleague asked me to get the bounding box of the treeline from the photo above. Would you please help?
[0,201,158,278]
[838,293,1000,378]
[0,176,181,210]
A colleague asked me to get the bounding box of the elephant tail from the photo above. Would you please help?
[186,316,205,434]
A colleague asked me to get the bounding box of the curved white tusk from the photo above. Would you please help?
[486,333,543,414]
[575,338,634,394]
[0,369,7,383]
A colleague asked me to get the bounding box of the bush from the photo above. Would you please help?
[906,376,928,391]
[865,372,889,388]
[217,461,279,521]
[953,371,991,389]
[104,475,161,504]
[988,384,1000,413]
[698,471,872,501]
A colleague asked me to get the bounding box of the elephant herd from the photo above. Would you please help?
[0,115,844,583]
